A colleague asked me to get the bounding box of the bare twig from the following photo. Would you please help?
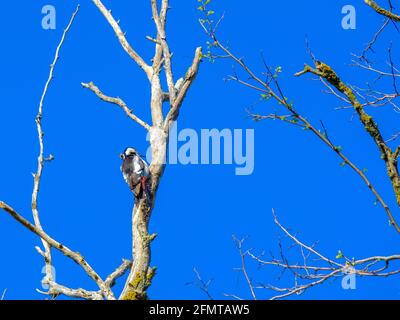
[232,236,257,300]
[387,132,400,143]
[91,0,152,79]
[38,283,103,300]
[360,18,390,59]
[81,82,151,131]
[191,268,214,300]
[0,201,115,300]
[388,44,399,94]
[230,236,257,300]
[272,211,341,268]
[32,4,82,298]
[151,0,176,104]
[222,293,244,300]
[1,289,7,300]
[163,47,203,131]
[241,210,400,300]
[320,78,351,104]
[352,59,400,78]
[39,259,132,300]
[1,4,118,301]
[198,0,400,301]
[200,16,400,233]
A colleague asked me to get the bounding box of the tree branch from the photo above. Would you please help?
[91,0,153,79]
[40,259,132,299]
[39,282,103,300]
[0,201,115,300]
[200,17,400,234]
[1,289,7,300]
[82,82,151,131]
[296,61,400,212]
[232,236,257,300]
[364,0,400,22]
[240,210,400,300]
[105,259,133,287]
[191,268,214,300]
[32,4,80,297]
[151,0,176,104]
[164,47,202,130]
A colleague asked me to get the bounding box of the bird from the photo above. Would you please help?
[120,147,150,202]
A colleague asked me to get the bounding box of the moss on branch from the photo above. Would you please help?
[364,0,400,22]
[296,60,400,207]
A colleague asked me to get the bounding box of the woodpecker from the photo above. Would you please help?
[120,147,150,202]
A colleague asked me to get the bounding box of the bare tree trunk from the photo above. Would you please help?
[0,0,201,300]
[119,55,168,297]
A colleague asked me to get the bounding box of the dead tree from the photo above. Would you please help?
[83,0,202,300]
[0,0,201,300]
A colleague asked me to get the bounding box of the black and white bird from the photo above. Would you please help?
[120,147,150,202]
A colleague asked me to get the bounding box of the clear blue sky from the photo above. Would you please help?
[0,0,399,300]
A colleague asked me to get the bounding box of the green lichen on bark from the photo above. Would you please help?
[315,61,386,155]
[364,0,400,22]
[297,60,400,209]
[120,267,157,300]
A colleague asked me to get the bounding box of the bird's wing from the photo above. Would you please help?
[134,156,150,177]
[133,157,144,175]
[121,159,134,184]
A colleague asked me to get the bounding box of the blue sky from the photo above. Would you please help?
[0,0,399,300]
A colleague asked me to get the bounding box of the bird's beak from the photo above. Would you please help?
[120,153,125,160]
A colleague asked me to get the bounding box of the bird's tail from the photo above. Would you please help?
[134,177,151,204]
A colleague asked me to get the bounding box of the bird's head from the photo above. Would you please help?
[120,147,138,160]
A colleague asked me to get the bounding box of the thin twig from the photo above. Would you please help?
[360,18,390,59]
[91,0,152,79]
[163,47,203,131]
[232,236,257,300]
[151,0,176,104]
[200,17,400,233]
[192,268,214,300]
[243,210,400,300]
[82,82,151,131]
[296,61,400,218]
[38,283,103,300]
[0,201,115,300]
[1,289,7,300]
[32,4,80,297]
